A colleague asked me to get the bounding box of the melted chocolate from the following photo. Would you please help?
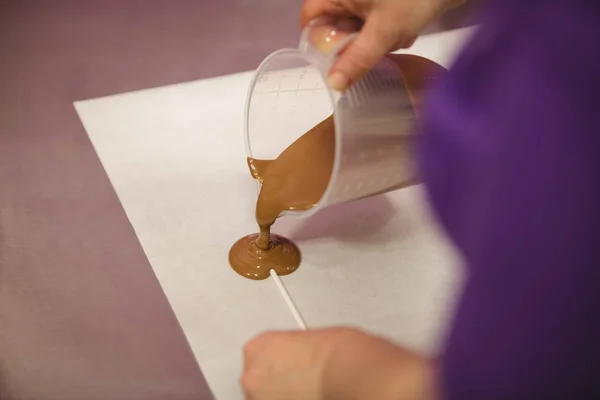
[229,55,444,280]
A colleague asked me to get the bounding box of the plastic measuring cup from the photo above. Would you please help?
[244,16,419,219]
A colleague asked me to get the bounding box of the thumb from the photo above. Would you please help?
[327,14,400,91]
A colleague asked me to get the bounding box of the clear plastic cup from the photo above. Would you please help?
[244,16,418,219]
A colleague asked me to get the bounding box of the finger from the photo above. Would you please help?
[243,331,291,367]
[328,13,403,90]
[243,333,268,369]
[240,371,258,400]
[402,35,418,49]
[300,0,350,27]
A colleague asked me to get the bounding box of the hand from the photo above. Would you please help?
[241,327,434,400]
[300,0,465,90]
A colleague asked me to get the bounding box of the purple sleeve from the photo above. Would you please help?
[420,1,600,397]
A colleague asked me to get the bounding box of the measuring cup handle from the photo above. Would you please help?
[298,16,360,80]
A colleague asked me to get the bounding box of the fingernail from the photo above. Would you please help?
[328,71,348,91]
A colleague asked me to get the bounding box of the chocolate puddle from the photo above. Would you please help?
[229,54,443,280]
[229,116,334,280]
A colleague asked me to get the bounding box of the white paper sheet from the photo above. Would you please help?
[75,27,475,400]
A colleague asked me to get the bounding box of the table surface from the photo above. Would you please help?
[74,27,474,400]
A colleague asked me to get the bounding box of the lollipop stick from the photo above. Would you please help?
[270,269,308,330]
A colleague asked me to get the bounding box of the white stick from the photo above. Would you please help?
[269,269,308,331]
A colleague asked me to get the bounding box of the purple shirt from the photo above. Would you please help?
[420,0,600,398]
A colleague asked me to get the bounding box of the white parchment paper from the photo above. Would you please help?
[75,27,475,400]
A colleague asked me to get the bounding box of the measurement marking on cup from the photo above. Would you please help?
[257,88,328,93]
